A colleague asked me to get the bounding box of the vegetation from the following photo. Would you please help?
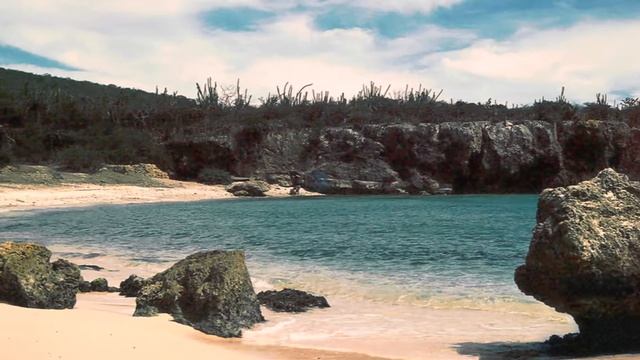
[0,67,638,176]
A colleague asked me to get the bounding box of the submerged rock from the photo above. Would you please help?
[257,289,330,313]
[119,274,147,297]
[0,242,81,309]
[226,180,270,197]
[515,168,640,353]
[133,250,264,337]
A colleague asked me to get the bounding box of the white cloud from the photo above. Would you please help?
[1,1,639,105]
[429,19,640,103]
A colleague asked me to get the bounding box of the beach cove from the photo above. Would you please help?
[0,188,593,360]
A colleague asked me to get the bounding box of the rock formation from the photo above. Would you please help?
[119,274,147,297]
[0,242,81,309]
[226,180,270,197]
[98,164,169,179]
[133,250,264,337]
[257,288,330,313]
[166,120,638,195]
[515,169,640,352]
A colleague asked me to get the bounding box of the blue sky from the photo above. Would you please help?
[200,0,640,39]
[1,0,640,103]
[0,45,77,71]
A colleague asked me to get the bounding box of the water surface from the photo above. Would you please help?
[0,195,538,305]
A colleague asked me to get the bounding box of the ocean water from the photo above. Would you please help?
[2,195,577,359]
[0,195,539,306]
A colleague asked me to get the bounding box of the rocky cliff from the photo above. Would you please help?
[166,119,639,194]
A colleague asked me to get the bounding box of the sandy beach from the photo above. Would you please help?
[0,179,319,214]
[0,295,385,360]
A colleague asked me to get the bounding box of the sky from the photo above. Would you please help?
[1,0,639,104]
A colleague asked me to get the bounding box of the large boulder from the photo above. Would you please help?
[133,250,264,337]
[0,242,81,309]
[257,288,330,313]
[226,180,270,197]
[515,169,640,352]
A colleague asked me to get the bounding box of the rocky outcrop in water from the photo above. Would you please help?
[133,250,264,337]
[257,288,330,313]
[0,242,82,309]
[119,274,147,297]
[226,180,270,197]
[166,120,638,195]
[515,168,640,353]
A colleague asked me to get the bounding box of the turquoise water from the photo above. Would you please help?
[0,195,538,304]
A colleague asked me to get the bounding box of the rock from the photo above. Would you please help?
[79,280,92,293]
[107,286,120,293]
[257,289,330,313]
[515,169,640,353]
[352,180,384,194]
[166,120,639,194]
[90,278,109,292]
[226,180,270,197]
[119,275,147,297]
[265,173,292,187]
[78,264,104,271]
[133,250,264,337]
[0,242,81,309]
[99,164,169,179]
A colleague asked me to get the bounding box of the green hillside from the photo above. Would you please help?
[0,67,194,110]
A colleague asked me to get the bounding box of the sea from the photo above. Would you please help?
[0,195,576,359]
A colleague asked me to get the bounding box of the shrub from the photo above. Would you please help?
[197,167,232,185]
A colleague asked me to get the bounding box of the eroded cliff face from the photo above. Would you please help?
[165,120,639,194]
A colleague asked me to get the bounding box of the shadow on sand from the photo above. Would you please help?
[455,341,640,360]
[455,341,558,360]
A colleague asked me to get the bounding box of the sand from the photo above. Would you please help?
[0,179,319,214]
[0,295,384,360]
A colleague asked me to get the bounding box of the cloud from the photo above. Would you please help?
[432,19,640,103]
[0,0,639,105]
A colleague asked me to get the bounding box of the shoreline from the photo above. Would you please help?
[0,179,321,215]
[35,244,579,360]
[2,183,632,360]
